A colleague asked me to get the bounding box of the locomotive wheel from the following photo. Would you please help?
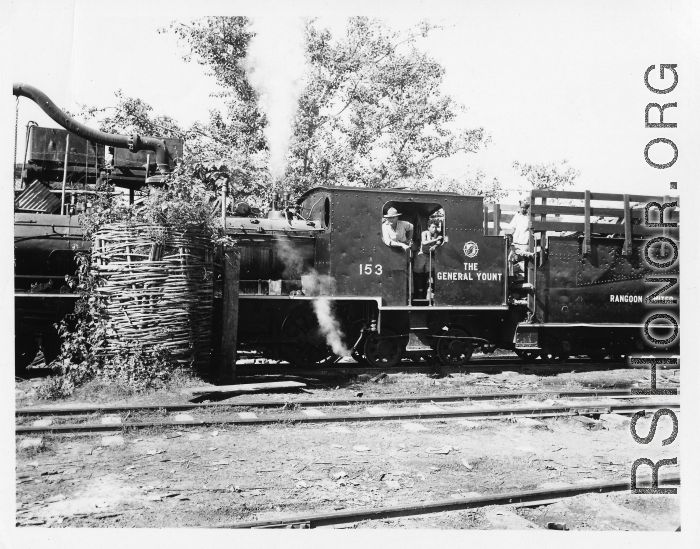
[351,349,372,368]
[436,329,473,367]
[539,349,567,364]
[15,335,39,375]
[589,353,627,363]
[280,305,337,368]
[350,330,372,367]
[514,349,538,363]
[363,329,404,368]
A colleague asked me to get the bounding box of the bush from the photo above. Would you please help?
[38,160,234,399]
[36,375,78,400]
[99,343,176,391]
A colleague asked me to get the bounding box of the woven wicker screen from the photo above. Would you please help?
[92,223,214,371]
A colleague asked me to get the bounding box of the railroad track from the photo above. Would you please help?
[16,394,679,435]
[15,388,681,529]
[214,473,681,529]
[14,388,671,416]
[233,355,680,376]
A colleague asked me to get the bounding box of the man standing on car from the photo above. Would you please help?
[507,199,531,254]
[505,199,534,280]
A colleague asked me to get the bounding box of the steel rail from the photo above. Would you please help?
[211,473,681,528]
[15,388,678,416]
[232,357,680,376]
[15,400,679,435]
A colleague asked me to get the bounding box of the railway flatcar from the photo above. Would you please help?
[515,190,680,362]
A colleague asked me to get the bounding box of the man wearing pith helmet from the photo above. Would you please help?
[382,207,414,251]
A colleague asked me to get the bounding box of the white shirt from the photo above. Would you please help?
[382,220,413,246]
[508,212,531,247]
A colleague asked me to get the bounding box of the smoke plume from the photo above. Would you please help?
[245,17,307,183]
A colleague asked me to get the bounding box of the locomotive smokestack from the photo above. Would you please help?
[267,190,285,220]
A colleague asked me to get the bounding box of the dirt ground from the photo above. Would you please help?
[15,366,681,529]
[15,359,681,408]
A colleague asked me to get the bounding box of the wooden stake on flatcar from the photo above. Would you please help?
[623,194,632,255]
[60,134,69,214]
[583,190,591,255]
[220,246,241,384]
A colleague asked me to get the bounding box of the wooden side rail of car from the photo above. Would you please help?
[529,189,679,256]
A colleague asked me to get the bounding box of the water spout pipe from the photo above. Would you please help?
[13,83,172,177]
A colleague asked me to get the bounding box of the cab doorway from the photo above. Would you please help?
[381,200,445,306]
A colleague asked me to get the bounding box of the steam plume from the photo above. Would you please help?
[274,237,350,357]
[313,298,351,357]
[274,233,307,279]
[245,17,307,183]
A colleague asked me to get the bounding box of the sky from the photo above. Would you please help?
[1,1,700,547]
[1,0,698,199]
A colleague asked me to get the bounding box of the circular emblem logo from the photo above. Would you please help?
[463,241,479,258]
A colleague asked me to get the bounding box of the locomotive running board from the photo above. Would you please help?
[235,295,508,312]
[518,322,673,328]
[238,295,380,302]
[380,305,508,311]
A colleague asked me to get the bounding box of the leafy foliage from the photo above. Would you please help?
[43,101,235,399]
[288,18,486,192]
[76,156,233,242]
[37,255,179,399]
[164,16,487,200]
[161,17,272,209]
[512,160,580,190]
[165,17,256,101]
[406,171,507,202]
[138,159,233,235]
[70,90,185,142]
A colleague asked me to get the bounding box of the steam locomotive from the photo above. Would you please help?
[229,185,680,368]
[14,84,680,373]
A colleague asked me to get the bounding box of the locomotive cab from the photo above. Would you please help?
[297,186,509,309]
[292,186,513,367]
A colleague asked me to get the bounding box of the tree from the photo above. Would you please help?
[162,17,271,208]
[512,160,580,190]
[406,171,506,203]
[77,90,184,139]
[74,86,269,211]
[287,18,486,193]
[166,17,488,200]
